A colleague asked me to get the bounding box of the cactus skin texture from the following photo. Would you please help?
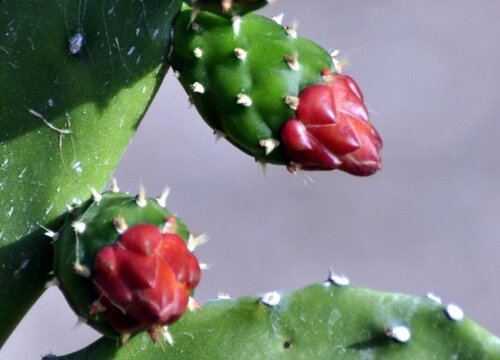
[52,282,500,359]
[170,10,382,175]
[0,0,182,344]
[53,190,201,342]
[187,0,271,16]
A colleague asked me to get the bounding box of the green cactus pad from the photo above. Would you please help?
[187,0,270,16]
[170,10,336,165]
[53,282,500,359]
[53,190,192,338]
[0,0,182,344]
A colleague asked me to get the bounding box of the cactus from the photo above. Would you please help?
[53,189,202,342]
[170,10,382,175]
[1,1,498,359]
[0,0,182,345]
[50,280,500,359]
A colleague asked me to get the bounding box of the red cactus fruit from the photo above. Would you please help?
[91,223,201,341]
[281,71,382,176]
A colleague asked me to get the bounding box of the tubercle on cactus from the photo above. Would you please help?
[170,10,382,176]
[50,180,207,344]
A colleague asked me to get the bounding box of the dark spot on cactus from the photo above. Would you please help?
[283,339,292,349]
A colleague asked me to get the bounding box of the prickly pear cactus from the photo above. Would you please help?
[52,280,500,359]
[3,1,497,359]
[170,10,382,175]
[187,0,271,16]
[0,0,182,344]
[53,188,202,342]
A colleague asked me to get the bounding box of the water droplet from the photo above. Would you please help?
[69,33,84,55]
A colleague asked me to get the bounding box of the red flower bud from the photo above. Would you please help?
[92,223,200,340]
[281,72,382,176]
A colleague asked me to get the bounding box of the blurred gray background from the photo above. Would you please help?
[2,0,500,358]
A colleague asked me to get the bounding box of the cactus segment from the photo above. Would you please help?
[170,10,382,175]
[187,0,271,17]
[171,10,332,165]
[0,0,182,344]
[53,191,200,341]
[53,282,500,359]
